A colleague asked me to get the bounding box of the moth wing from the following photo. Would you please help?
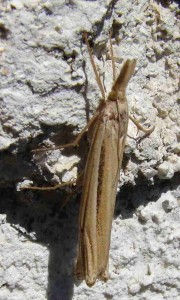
[75,102,127,286]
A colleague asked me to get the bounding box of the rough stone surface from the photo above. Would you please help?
[0,0,179,299]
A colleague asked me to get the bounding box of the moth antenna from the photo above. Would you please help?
[109,31,116,82]
[83,32,106,100]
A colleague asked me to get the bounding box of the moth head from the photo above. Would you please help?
[108,88,125,102]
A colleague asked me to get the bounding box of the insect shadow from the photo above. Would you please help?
[0,121,91,300]
[25,122,89,187]
[0,171,179,300]
[0,183,80,300]
[115,171,180,220]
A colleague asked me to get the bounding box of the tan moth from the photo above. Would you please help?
[22,33,154,286]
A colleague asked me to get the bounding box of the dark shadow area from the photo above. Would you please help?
[0,186,80,300]
[80,55,90,123]
[0,22,10,39]
[0,121,89,187]
[0,153,179,300]
[92,0,119,39]
[155,0,180,8]
[115,172,180,219]
[0,121,90,300]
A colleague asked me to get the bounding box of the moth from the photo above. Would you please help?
[22,33,154,286]
[75,36,135,286]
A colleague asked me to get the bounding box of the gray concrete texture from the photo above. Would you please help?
[0,0,179,299]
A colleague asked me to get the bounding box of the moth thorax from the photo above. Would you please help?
[117,90,126,102]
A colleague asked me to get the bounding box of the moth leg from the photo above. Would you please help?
[83,32,106,100]
[60,173,84,208]
[127,133,138,140]
[32,112,99,153]
[129,115,155,134]
[21,171,84,191]
[33,33,104,154]
[109,31,116,81]
[21,179,77,191]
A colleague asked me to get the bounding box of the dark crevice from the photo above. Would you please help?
[80,47,90,123]
[10,4,17,10]
[155,0,180,7]
[65,0,76,7]
[0,23,10,39]
[63,49,77,61]
[42,6,53,15]
[45,46,64,54]
[92,0,119,38]
[80,0,119,58]
[111,19,123,40]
